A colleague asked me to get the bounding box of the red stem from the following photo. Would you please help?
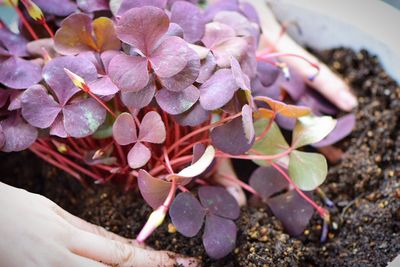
[8,0,38,40]
[270,161,328,218]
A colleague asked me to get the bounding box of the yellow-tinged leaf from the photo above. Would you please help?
[254,96,311,118]
[92,17,121,52]
[254,108,275,119]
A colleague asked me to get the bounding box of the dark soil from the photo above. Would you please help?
[1,48,399,266]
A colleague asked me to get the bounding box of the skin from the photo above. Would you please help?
[225,0,358,204]
[0,182,199,267]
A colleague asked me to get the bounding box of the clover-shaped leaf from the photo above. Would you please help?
[54,14,120,55]
[0,114,38,152]
[170,1,205,43]
[292,115,337,148]
[112,111,166,169]
[255,96,311,118]
[173,101,210,127]
[267,190,314,236]
[0,28,42,89]
[249,166,314,236]
[199,68,238,110]
[288,150,327,191]
[156,85,200,115]
[169,186,239,259]
[211,114,254,155]
[33,0,76,16]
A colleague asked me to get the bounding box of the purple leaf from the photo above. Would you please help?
[241,104,254,143]
[27,38,56,59]
[112,112,137,145]
[108,54,149,93]
[257,61,280,87]
[165,23,184,38]
[63,98,107,138]
[313,114,356,147]
[77,0,109,12]
[198,186,240,219]
[138,169,171,209]
[138,111,166,143]
[150,36,189,78]
[212,37,248,68]
[203,215,237,259]
[156,86,199,115]
[127,142,151,169]
[275,114,296,131]
[21,85,61,129]
[199,69,238,110]
[279,70,307,101]
[100,51,121,73]
[158,47,200,92]
[0,57,41,89]
[170,1,205,43]
[88,76,119,96]
[202,22,235,49]
[0,28,28,57]
[0,115,37,152]
[6,91,22,111]
[173,101,210,127]
[192,143,206,164]
[50,115,67,138]
[116,6,169,54]
[121,77,156,110]
[231,56,250,90]
[240,2,260,24]
[211,117,253,155]
[43,56,97,105]
[249,166,289,200]
[267,190,314,236]
[204,0,239,22]
[214,11,259,37]
[169,192,205,237]
[34,0,76,16]
[117,0,167,15]
[197,52,216,83]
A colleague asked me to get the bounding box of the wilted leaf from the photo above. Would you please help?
[288,150,327,191]
[292,115,337,148]
[254,96,311,118]
[177,145,215,178]
[241,104,254,143]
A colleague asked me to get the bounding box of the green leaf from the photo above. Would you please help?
[251,118,290,167]
[288,150,327,191]
[292,115,336,148]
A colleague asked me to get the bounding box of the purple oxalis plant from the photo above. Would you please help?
[0,0,356,259]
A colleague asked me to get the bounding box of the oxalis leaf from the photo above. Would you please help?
[292,115,336,148]
[250,118,290,167]
[288,150,327,191]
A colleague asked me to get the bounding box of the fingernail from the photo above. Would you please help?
[176,257,200,267]
[339,90,357,110]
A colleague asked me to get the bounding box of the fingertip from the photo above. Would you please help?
[338,90,358,111]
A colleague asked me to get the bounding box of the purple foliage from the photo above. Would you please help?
[169,186,239,259]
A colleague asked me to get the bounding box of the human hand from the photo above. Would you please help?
[246,0,358,111]
[0,182,199,267]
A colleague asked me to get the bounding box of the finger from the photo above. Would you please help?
[69,229,200,267]
[50,203,137,245]
[68,253,109,267]
[274,34,357,111]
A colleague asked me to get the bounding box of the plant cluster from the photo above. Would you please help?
[0,0,355,259]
